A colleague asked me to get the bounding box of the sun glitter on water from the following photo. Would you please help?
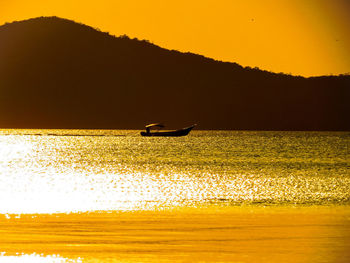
[0,253,81,263]
[0,130,349,215]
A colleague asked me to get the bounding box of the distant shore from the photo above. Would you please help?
[1,17,349,131]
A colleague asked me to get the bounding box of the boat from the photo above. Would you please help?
[140,123,196,137]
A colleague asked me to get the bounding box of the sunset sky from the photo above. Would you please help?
[1,0,349,77]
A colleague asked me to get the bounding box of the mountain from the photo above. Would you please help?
[0,16,349,130]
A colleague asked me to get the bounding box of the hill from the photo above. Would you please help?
[0,17,349,130]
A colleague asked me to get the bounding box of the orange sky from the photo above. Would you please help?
[1,0,349,76]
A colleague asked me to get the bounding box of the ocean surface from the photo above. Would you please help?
[0,130,349,262]
[0,130,349,213]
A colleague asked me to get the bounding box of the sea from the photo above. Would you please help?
[0,130,349,262]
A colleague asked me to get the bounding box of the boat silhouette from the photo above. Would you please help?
[141,123,196,137]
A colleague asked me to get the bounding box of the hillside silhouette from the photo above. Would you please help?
[0,16,349,130]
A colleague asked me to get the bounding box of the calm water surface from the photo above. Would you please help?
[0,130,349,262]
[0,130,349,213]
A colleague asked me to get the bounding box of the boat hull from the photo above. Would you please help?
[140,125,196,137]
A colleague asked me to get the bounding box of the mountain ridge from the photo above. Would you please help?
[0,16,349,130]
[0,16,301,77]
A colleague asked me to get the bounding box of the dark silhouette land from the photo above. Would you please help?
[0,17,349,130]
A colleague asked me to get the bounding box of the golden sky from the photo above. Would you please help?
[1,0,349,76]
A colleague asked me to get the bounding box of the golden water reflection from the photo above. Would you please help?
[1,206,350,263]
[0,253,81,262]
[1,130,350,262]
[0,130,349,214]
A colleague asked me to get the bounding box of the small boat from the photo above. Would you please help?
[141,123,196,137]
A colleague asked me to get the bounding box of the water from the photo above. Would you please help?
[1,130,350,262]
[0,130,349,214]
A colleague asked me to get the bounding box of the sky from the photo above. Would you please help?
[1,0,349,77]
